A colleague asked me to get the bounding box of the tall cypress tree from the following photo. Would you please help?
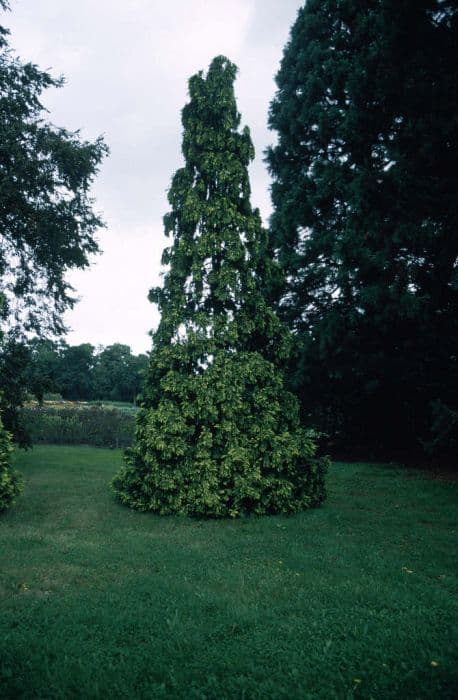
[113,56,327,517]
[267,1,458,457]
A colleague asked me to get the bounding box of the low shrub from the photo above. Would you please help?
[113,352,329,518]
[21,405,135,448]
[0,415,23,512]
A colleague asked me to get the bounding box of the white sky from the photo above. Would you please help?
[6,0,302,354]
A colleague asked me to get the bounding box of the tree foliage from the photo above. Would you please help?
[267,0,458,457]
[0,338,31,445]
[113,56,328,517]
[0,2,107,451]
[16,339,148,404]
[0,414,22,512]
[23,337,62,405]
[93,344,147,403]
[0,5,107,337]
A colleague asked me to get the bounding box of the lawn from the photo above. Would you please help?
[1,446,457,699]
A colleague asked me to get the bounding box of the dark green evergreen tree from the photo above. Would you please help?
[113,56,328,517]
[267,0,458,457]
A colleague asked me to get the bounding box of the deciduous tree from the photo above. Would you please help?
[93,344,148,403]
[0,1,107,443]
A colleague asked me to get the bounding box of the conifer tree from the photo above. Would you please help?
[267,1,458,457]
[113,56,327,517]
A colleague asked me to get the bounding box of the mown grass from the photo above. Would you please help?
[1,446,457,699]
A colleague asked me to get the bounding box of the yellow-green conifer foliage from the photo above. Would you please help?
[112,57,328,517]
[0,415,22,512]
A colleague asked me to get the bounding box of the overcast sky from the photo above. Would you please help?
[6,0,303,354]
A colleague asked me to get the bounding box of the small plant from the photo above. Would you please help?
[0,415,22,512]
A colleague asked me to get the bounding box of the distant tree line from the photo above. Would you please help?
[24,340,148,404]
[1,337,148,446]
